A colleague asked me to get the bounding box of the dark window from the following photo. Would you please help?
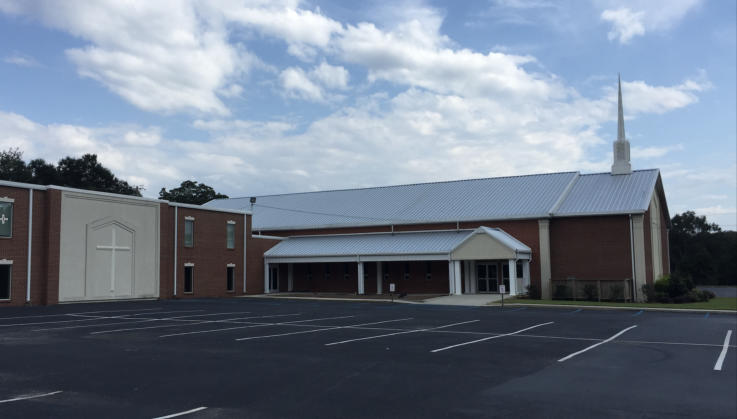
[226,266,234,292]
[344,263,350,280]
[404,262,410,280]
[306,264,312,281]
[184,266,194,293]
[425,261,432,280]
[383,262,390,281]
[226,223,235,249]
[324,263,330,280]
[184,219,194,247]
[0,264,10,300]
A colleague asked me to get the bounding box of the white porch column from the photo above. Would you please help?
[463,261,471,294]
[287,263,294,292]
[376,262,383,294]
[538,219,552,299]
[469,262,477,294]
[522,260,531,293]
[453,260,462,295]
[264,262,270,294]
[357,261,365,295]
[508,259,517,296]
[448,261,455,295]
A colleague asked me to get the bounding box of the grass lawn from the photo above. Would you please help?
[501,297,737,311]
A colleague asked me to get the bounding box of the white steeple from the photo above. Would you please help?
[612,73,632,175]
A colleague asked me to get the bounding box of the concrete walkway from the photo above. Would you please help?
[423,294,504,306]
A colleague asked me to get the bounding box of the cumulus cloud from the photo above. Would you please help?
[599,0,702,44]
[279,62,349,102]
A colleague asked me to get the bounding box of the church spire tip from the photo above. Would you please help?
[612,73,632,175]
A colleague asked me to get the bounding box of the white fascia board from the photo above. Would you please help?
[0,180,48,190]
[253,234,287,240]
[265,253,450,264]
[167,201,251,215]
[50,185,164,203]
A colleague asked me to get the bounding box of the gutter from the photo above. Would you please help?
[25,189,33,303]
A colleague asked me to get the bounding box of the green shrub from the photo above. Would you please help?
[526,283,541,299]
[609,283,625,301]
[643,272,712,304]
[553,285,569,300]
[583,284,598,301]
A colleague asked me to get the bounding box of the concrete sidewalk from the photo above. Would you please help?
[423,294,504,306]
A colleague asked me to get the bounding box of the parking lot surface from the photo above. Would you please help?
[0,298,735,418]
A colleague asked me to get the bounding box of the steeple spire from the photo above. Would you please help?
[612,73,632,175]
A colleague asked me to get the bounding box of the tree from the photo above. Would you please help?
[0,148,32,182]
[0,149,141,196]
[669,211,736,285]
[159,180,228,205]
[56,154,142,196]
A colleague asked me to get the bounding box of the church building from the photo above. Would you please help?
[0,78,669,306]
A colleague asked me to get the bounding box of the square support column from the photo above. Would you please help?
[463,261,471,294]
[357,261,365,295]
[508,259,517,296]
[264,262,270,294]
[448,261,455,295]
[376,262,383,294]
[453,260,462,295]
[522,260,530,294]
[287,263,294,292]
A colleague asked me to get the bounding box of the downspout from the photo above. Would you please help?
[629,214,636,302]
[173,206,178,297]
[25,189,33,304]
[243,214,248,294]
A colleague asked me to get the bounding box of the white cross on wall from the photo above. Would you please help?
[0,214,7,224]
[96,228,131,294]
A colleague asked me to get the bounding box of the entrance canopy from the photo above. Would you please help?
[263,227,531,264]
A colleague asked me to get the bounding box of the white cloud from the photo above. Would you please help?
[278,62,350,102]
[310,62,349,90]
[3,53,39,67]
[279,67,325,102]
[599,0,703,44]
[601,8,645,43]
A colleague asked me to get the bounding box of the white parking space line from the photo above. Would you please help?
[558,325,638,362]
[235,318,414,341]
[0,390,63,404]
[714,330,733,371]
[431,322,554,353]
[159,315,353,338]
[1,310,206,328]
[325,320,480,346]
[88,312,289,335]
[0,308,161,321]
[152,406,207,419]
[30,310,207,331]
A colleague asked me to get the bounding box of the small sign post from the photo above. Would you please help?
[389,283,396,303]
[499,284,506,308]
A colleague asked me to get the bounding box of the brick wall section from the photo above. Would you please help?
[44,189,61,305]
[0,186,29,306]
[550,215,632,281]
[247,236,280,294]
[159,204,174,298]
[261,218,541,293]
[29,189,49,305]
[172,207,246,299]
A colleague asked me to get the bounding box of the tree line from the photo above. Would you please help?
[0,148,227,205]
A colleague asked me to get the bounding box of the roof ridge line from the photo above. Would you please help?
[548,173,580,216]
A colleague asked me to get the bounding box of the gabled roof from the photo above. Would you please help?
[263,227,530,261]
[206,169,663,231]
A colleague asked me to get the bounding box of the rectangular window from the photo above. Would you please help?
[184,265,194,293]
[226,223,235,249]
[324,263,330,280]
[0,263,10,300]
[226,266,235,292]
[184,218,194,247]
[383,262,390,281]
[404,262,410,280]
[0,202,12,238]
[425,261,432,280]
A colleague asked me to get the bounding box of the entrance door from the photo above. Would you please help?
[476,263,498,293]
[269,265,279,292]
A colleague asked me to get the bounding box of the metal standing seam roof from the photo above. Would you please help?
[205,169,662,230]
[263,227,530,259]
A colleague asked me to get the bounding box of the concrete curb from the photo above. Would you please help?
[492,302,737,314]
[238,294,422,304]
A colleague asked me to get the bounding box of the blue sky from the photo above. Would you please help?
[0,0,735,228]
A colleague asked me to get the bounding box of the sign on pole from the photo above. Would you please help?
[0,202,12,238]
[389,283,396,292]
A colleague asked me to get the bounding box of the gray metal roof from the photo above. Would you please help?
[554,169,659,216]
[264,227,529,259]
[206,169,661,230]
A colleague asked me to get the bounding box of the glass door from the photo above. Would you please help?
[476,263,499,293]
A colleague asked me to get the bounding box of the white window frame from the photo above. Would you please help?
[184,217,195,248]
[226,221,236,250]
[0,199,13,239]
[226,264,235,292]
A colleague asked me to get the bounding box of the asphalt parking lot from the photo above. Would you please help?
[0,298,735,418]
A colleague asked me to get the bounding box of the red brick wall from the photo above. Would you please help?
[171,206,246,299]
[550,215,632,281]
[247,236,280,294]
[0,186,30,306]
